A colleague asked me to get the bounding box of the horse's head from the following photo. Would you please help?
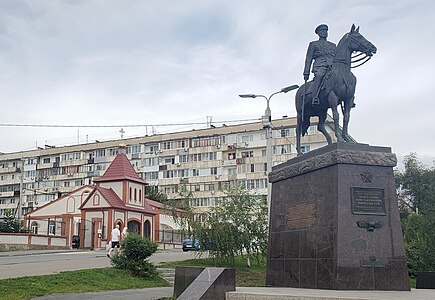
[347,24,377,56]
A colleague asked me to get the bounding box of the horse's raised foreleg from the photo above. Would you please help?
[328,92,344,143]
[342,96,354,142]
[318,112,332,144]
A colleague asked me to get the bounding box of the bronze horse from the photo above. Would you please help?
[295,24,377,154]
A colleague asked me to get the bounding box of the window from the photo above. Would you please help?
[42,158,50,164]
[192,137,220,147]
[179,155,189,163]
[31,222,38,234]
[273,145,291,154]
[48,221,56,235]
[95,149,106,157]
[145,144,159,153]
[164,157,175,165]
[144,157,158,166]
[281,128,295,137]
[241,135,253,143]
[162,142,171,150]
[93,194,100,206]
[308,126,317,135]
[176,140,188,149]
[250,164,255,173]
[300,145,311,154]
[241,151,253,158]
[262,149,267,156]
[192,169,199,176]
[145,172,158,180]
[210,167,218,175]
[223,134,237,145]
[164,186,176,194]
[108,148,118,156]
[130,145,141,154]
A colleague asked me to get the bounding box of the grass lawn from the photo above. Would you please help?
[0,268,169,300]
[158,255,267,287]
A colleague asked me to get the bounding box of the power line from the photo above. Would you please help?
[0,118,259,128]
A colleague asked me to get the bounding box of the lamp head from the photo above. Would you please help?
[239,94,257,98]
[281,85,299,93]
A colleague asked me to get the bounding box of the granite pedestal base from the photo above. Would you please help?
[266,143,410,290]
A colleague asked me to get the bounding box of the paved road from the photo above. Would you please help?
[0,248,203,279]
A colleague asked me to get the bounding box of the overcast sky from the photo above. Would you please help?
[0,0,433,166]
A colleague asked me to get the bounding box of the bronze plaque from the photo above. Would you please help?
[287,203,315,229]
[351,187,386,216]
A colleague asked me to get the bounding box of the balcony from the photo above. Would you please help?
[0,191,15,198]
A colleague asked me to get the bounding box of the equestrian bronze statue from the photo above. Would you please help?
[295,24,377,155]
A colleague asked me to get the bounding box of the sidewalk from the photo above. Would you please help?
[31,287,173,300]
[0,249,86,257]
[0,247,183,257]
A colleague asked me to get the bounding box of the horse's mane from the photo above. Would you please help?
[336,33,349,49]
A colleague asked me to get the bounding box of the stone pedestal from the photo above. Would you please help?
[266,143,410,290]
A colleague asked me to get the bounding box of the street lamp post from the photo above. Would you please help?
[239,85,299,219]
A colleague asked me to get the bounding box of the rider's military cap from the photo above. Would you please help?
[315,24,328,34]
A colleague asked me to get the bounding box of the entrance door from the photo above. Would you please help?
[127,220,141,235]
[143,220,151,239]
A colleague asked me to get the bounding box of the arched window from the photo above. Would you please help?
[129,187,132,200]
[31,222,38,234]
[139,190,142,203]
[134,189,137,201]
[67,197,75,213]
[93,194,100,206]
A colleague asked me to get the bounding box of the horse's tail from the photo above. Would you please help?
[295,83,311,136]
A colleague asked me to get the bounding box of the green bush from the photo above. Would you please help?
[110,234,158,277]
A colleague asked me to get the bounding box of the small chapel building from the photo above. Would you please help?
[24,148,164,249]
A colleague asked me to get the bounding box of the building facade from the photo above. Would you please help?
[23,151,159,249]
[0,117,335,220]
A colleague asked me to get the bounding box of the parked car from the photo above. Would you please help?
[182,238,200,252]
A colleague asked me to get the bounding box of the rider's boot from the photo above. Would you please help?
[311,79,320,105]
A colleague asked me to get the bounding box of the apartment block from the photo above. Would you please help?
[0,117,335,220]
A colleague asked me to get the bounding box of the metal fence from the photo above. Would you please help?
[155,229,190,249]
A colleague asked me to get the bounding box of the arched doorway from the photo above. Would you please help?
[127,220,141,235]
[143,220,151,239]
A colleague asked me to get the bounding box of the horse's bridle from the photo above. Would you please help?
[348,33,374,68]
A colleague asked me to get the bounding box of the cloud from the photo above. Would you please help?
[0,0,434,162]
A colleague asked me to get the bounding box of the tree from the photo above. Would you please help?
[163,184,195,233]
[146,186,167,203]
[110,233,158,277]
[395,153,435,272]
[0,209,21,233]
[395,153,435,213]
[194,183,268,266]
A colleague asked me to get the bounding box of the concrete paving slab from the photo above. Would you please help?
[227,287,435,300]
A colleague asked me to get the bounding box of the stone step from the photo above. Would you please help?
[157,268,175,286]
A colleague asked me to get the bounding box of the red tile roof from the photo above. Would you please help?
[97,186,125,209]
[94,153,145,184]
[82,186,155,214]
